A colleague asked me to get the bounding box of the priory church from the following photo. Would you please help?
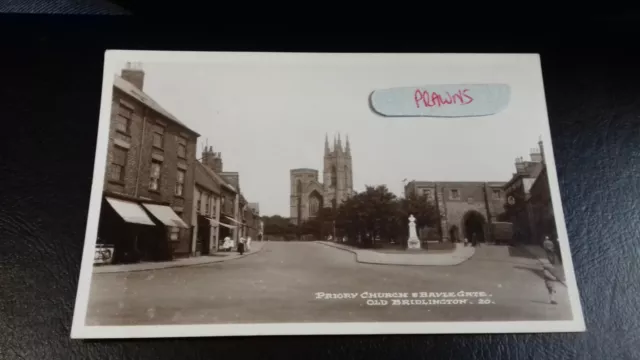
[290,133,355,225]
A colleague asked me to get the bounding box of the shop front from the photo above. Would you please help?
[97,194,189,264]
[217,215,237,249]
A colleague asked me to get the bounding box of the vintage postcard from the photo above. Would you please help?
[71,51,585,338]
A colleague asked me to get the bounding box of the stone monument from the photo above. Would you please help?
[407,214,421,250]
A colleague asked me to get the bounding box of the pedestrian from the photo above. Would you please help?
[543,236,556,265]
[463,237,469,247]
[246,236,252,251]
[222,236,232,252]
[543,263,558,305]
[238,237,245,255]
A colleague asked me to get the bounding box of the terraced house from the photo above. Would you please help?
[97,63,199,264]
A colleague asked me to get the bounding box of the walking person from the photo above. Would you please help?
[246,236,252,252]
[543,236,556,265]
[238,237,246,255]
[222,236,233,252]
[543,263,558,305]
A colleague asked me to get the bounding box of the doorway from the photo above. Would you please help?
[463,210,486,245]
[196,215,212,255]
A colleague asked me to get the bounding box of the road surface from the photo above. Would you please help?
[86,241,573,325]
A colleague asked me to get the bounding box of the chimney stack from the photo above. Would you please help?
[201,145,214,169]
[121,62,145,90]
[515,157,526,174]
[201,146,223,173]
[213,151,223,173]
[529,147,543,162]
[538,137,545,164]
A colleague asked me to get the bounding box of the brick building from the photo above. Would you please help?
[242,201,261,241]
[503,141,546,244]
[405,180,506,243]
[199,146,251,248]
[248,203,263,240]
[528,166,556,241]
[98,64,199,263]
[192,161,222,255]
[502,139,559,250]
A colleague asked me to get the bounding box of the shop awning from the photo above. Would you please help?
[208,217,236,229]
[218,222,236,229]
[105,197,155,226]
[225,216,244,225]
[142,204,189,228]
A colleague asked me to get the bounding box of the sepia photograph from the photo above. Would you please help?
[71,51,585,338]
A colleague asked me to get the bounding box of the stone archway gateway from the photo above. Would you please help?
[463,210,486,245]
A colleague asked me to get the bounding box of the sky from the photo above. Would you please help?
[110,54,552,217]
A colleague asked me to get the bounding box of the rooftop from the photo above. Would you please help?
[198,162,236,193]
[195,162,222,194]
[113,75,200,137]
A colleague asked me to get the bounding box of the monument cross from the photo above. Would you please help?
[407,214,421,250]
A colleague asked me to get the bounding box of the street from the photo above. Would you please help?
[86,241,572,325]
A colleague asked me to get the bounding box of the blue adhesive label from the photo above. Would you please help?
[370,84,511,117]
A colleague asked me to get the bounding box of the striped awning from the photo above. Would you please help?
[105,197,155,226]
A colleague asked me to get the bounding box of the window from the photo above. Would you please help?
[149,161,161,191]
[177,138,186,158]
[170,213,181,241]
[110,147,127,182]
[152,124,164,148]
[492,189,501,200]
[175,169,185,196]
[344,165,349,189]
[331,166,337,187]
[450,189,460,200]
[116,104,133,133]
[212,196,218,216]
[196,193,202,213]
[309,196,320,217]
[205,195,211,215]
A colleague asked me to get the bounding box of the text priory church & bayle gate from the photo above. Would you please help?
[290,133,355,225]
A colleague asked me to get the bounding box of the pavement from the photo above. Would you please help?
[86,241,573,326]
[520,245,567,286]
[93,242,265,274]
[316,241,475,266]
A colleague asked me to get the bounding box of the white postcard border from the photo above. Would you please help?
[71,50,585,339]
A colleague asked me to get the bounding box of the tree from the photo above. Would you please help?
[262,215,297,239]
[335,185,397,247]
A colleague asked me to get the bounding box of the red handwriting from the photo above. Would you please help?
[414,89,474,108]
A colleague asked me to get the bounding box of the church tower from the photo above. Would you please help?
[323,132,354,209]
